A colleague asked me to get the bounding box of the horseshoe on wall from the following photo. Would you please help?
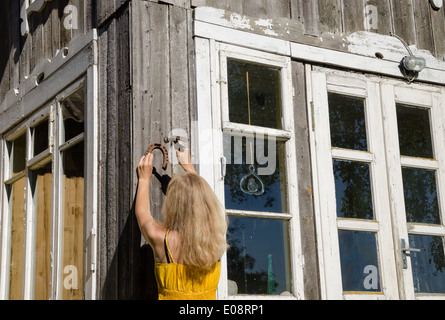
[145,143,169,170]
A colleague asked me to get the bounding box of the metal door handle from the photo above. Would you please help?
[401,239,421,269]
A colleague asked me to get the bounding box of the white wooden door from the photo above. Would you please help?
[310,68,445,300]
[381,83,445,300]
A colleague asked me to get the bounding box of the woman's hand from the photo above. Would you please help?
[176,142,196,174]
[138,153,154,182]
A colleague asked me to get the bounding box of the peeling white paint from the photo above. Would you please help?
[255,18,274,29]
[255,19,278,36]
[229,13,253,31]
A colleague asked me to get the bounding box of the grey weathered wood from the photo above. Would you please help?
[170,6,190,176]
[291,61,320,300]
[391,0,416,45]
[317,0,343,34]
[430,0,445,60]
[413,0,435,56]
[342,0,365,35]
[365,0,393,36]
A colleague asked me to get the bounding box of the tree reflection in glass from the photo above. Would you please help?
[227,217,291,295]
[338,230,380,292]
[224,134,287,213]
[409,234,445,294]
[397,104,433,159]
[334,160,374,220]
[328,93,368,151]
[227,59,282,129]
[402,168,440,224]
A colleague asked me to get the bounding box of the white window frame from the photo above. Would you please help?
[381,83,445,300]
[309,66,445,300]
[195,38,305,300]
[0,67,98,300]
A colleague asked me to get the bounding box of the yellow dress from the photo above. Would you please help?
[154,230,221,300]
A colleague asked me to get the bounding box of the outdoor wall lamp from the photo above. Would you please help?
[390,32,426,83]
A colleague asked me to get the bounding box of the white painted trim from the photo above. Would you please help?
[194,21,291,56]
[84,65,98,300]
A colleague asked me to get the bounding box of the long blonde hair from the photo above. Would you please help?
[162,173,228,269]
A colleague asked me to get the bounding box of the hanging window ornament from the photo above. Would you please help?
[239,71,265,196]
[240,164,265,196]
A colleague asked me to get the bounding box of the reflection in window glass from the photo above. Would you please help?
[62,87,84,143]
[61,141,84,300]
[8,176,26,300]
[334,160,374,220]
[338,230,380,292]
[409,234,445,294]
[328,93,368,151]
[12,134,26,175]
[31,163,52,300]
[397,104,433,159]
[402,168,440,225]
[223,134,287,213]
[227,60,282,129]
[32,120,49,157]
[227,217,291,295]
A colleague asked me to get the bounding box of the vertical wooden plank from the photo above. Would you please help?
[9,0,21,93]
[132,1,170,222]
[365,0,393,36]
[413,0,434,54]
[0,0,11,101]
[50,0,60,57]
[59,0,72,49]
[43,2,53,60]
[317,0,343,33]
[170,6,190,175]
[130,0,172,300]
[71,0,85,39]
[30,11,44,75]
[293,0,320,36]
[291,61,320,300]
[342,0,365,35]
[391,0,416,45]
[430,0,445,60]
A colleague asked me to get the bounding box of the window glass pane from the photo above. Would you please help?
[227,217,291,296]
[12,134,26,174]
[338,230,381,293]
[409,234,445,294]
[328,93,368,151]
[224,134,287,213]
[227,60,282,129]
[32,120,49,156]
[61,141,84,300]
[31,163,52,300]
[334,160,374,220]
[397,104,433,159]
[62,87,84,142]
[8,176,26,300]
[402,168,440,224]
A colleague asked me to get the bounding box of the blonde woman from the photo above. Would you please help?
[135,145,228,300]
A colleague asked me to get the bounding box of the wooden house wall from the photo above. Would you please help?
[1,0,445,301]
[0,0,94,106]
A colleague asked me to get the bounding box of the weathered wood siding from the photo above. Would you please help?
[0,0,93,106]
[200,0,445,60]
